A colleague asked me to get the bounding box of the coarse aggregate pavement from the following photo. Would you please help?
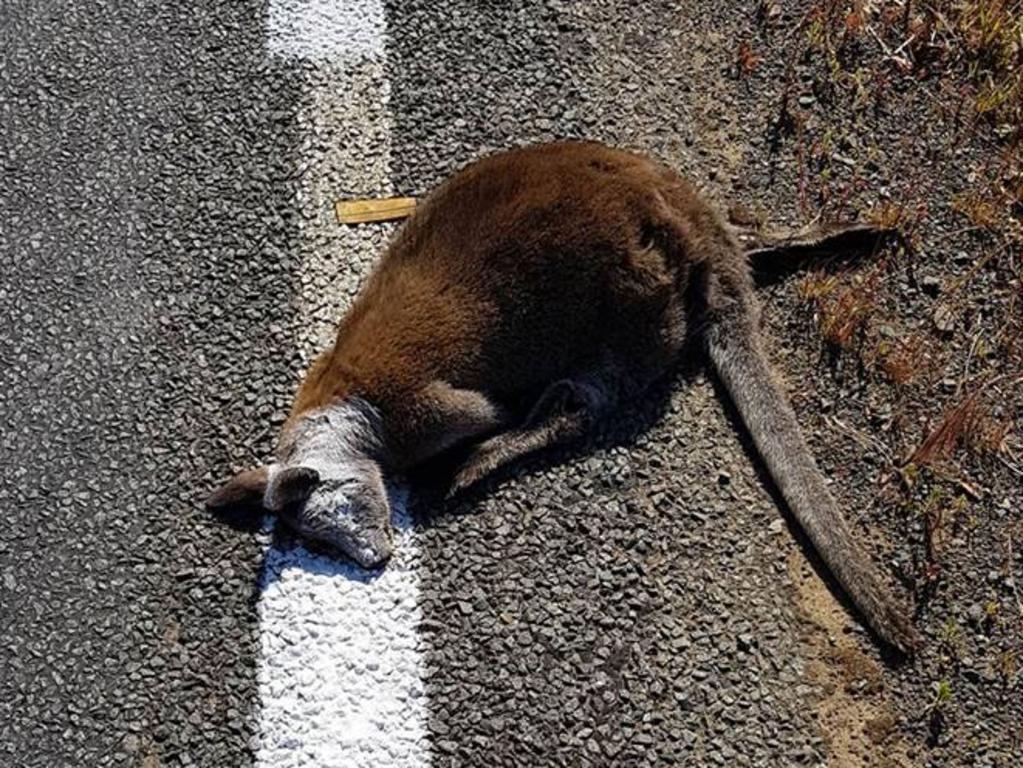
[388,2,826,765]
[255,3,431,766]
[4,1,1019,767]
[1,2,299,765]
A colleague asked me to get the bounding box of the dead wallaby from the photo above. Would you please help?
[208,141,920,653]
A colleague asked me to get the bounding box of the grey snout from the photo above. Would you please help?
[350,525,393,569]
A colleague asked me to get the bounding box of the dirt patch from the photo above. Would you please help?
[789,552,919,767]
[724,0,1023,761]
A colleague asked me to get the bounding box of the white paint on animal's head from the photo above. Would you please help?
[265,0,385,62]
[268,399,394,567]
[288,461,393,568]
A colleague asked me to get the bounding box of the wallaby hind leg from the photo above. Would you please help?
[448,374,615,497]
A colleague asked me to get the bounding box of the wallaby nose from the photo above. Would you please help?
[352,528,393,569]
[354,546,391,569]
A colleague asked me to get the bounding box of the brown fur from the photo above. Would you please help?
[215,141,919,651]
[291,142,720,462]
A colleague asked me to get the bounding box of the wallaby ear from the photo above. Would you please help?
[264,466,320,511]
[206,466,270,513]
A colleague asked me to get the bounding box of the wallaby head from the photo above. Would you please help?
[208,399,393,567]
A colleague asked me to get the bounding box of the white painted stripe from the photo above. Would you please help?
[266,0,385,61]
[257,4,429,767]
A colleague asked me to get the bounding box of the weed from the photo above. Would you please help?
[907,375,1012,466]
[864,200,931,251]
[794,1,1023,140]
[906,479,973,589]
[939,618,965,659]
[926,678,954,740]
[921,487,950,582]
[949,0,1023,132]
[804,5,829,52]
[867,0,1023,133]
[899,461,921,488]
[819,282,877,347]
[798,256,890,350]
[844,1,868,36]
[879,333,932,385]
[964,410,1013,456]
[797,271,841,300]
[908,386,988,467]
[952,190,1002,230]
[845,65,875,109]
[737,41,762,77]
[950,152,1023,249]
[953,154,1021,241]
[996,649,1019,686]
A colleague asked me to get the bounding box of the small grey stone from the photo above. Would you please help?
[933,305,956,332]
[921,275,942,296]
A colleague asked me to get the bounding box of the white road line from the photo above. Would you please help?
[258,3,430,767]
[266,0,385,61]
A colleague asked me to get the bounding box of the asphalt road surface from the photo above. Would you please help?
[3,2,1019,768]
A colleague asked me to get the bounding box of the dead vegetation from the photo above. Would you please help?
[907,380,1011,467]
[751,1,1022,756]
[878,332,932,385]
[797,267,881,348]
[773,0,1021,473]
[765,0,1022,244]
[782,0,1023,134]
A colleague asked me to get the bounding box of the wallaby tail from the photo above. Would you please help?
[705,312,921,653]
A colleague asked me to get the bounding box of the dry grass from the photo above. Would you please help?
[866,201,916,231]
[858,0,1021,135]
[788,1,1022,429]
[949,151,1023,250]
[947,0,1023,132]
[764,3,1022,748]
[737,41,763,76]
[951,190,1001,230]
[798,270,879,347]
[964,408,1014,455]
[907,381,1012,467]
[793,1,1023,160]
[879,333,932,385]
[822,285,877,346]
[996,649,1019,685]
[909,387,986,466]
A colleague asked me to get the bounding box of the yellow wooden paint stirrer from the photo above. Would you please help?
[335,197,417,225]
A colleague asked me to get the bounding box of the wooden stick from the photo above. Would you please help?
[335,196,416,224]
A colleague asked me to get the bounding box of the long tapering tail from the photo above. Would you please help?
[705,313,921,653]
